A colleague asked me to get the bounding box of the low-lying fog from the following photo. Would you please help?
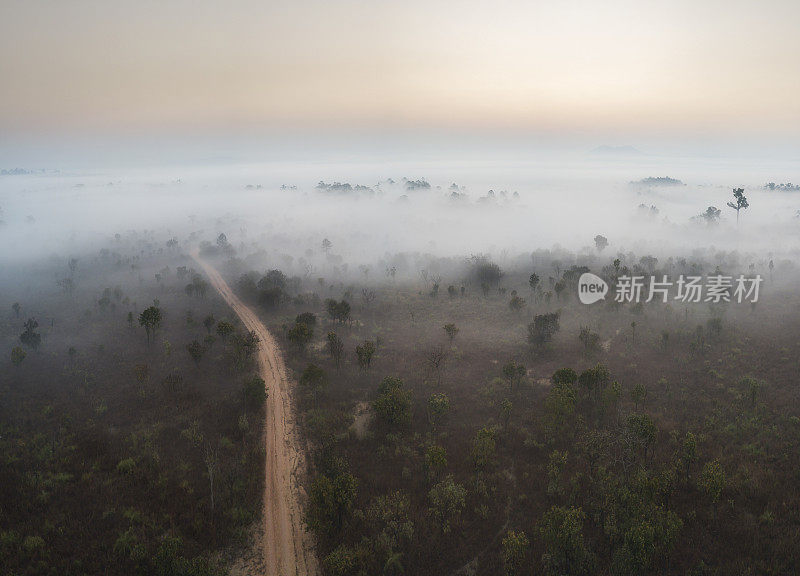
[2,147,800,282]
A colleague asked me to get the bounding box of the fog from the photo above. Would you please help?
[2,143,800,283]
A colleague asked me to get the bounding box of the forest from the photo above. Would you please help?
[1,241,266,575]
[213,213,797,576]
[4,0,800,573]
[2,175,799,576]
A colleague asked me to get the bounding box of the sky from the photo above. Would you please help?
[1,0,799,150]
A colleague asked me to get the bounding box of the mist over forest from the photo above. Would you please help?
[4,0,800,574]
[2,148,799,274]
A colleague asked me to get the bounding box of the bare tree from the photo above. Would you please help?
[361,288,376,308]
[426,345,447,386]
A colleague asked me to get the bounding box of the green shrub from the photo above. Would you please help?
[117,458,136,475]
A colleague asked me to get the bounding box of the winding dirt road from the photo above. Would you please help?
[192,253,319,576]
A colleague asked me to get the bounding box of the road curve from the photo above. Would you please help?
[192,252,319,576]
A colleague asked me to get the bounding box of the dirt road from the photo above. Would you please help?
[192,253,319,576]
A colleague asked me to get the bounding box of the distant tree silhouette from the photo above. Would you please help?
[19,318,41,350]
[594,235,609,252]
[727,187,749,223]
[138,306,162,344]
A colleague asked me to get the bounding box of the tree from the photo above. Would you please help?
[528,312,561,347]
[547,450,568,497]
[554,279,567,300]
[427,393,450,431]
[577,364,611,403]
[11,346,26,366]
[473,259,503,287]
[232,330,260,371]
[186,340,206,366]
[242,375,267,409]
[726,187,749,223]
[609,488,682,576]
[700,459,726,509]
[539,506,591,576]
[679,432,697,483]
[428,475,466,534]
[19,318,41,350]
[216,320,235,341]
[374,377,412,428]
[11,302,20,318]
[626,413,657,462]
[287,321,313,353]
[323,546,356,576]
[356,340,376,370]
[546,369,577,433]
[700,206,722,224]
[325,299,351,324]
[300,363,327,402]
[426,345,446,385]
[529,273,540,293]
[501,530,530,576]
[257,270,287,308]
[307,461,358,535]
[138,306,162,344]
[471,426,497,471]
[443,323,459,343]
[296,312,317,328]
[425,444,448,481]
[509,294,526,312]
[322,238,332,253]
[578,326,601,352]
[363,491,414,572]
[498,398,512,428]
[552,367,577,386]
[594,235,609,252]
[631,381,647,410]
[502,362,526,393]
[327,332,344,368]
[186,274,209,299]
[202,314,215,334]
[741,376,761,408]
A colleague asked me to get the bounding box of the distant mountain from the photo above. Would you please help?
[590,145,644,156]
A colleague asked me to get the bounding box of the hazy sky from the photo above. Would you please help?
[2,0,799,143]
